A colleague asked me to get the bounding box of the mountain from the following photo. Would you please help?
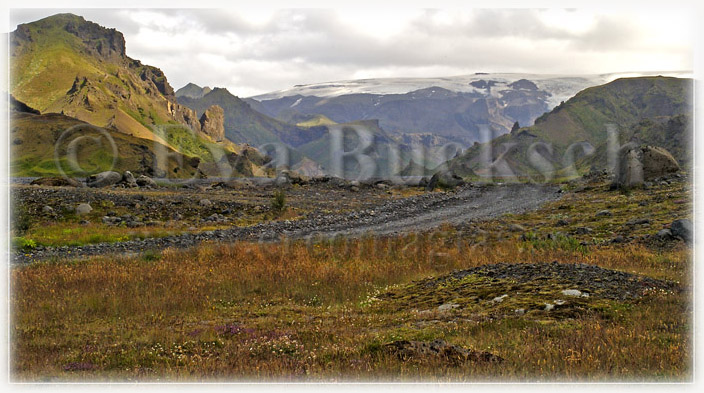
[9,14,235,149]
[447,76,693,179]
[250,72,689,147]
[10,13,268,178]
[175,83,212,99]
[176,87,318,148]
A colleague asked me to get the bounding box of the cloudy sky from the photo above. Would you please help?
[9,7,694,97]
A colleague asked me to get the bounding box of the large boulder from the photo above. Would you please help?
[86,171,122,188]
[427,170,465,191]
[75,203,93,215]
[122,171,138,187]
[135,175,157,188]
[671,219,692,244]
[614,145,680,189]
[30,176,82,187]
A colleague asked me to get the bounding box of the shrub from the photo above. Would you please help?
[13,237,37,251]
[271,189,286,215]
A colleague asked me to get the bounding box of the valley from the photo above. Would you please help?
[6,10,695,384]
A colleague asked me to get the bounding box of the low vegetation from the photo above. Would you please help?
[11,221,691,381]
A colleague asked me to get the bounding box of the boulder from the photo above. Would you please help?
[508,224,525,232]
[278,170,309,185]
[614,145,680,189]
[135,175,157,188]
[86,171,122,188]
[199,199,212,207]
[596,210,612,217]
[670,219,692,243]
[42,205,54,214]
[427,170,464,191]
[75,203,93,215]
[30,177,82,187]
[656,228,674,240]
[122,171,138,187]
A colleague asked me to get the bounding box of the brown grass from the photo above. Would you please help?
[11,233,691,381]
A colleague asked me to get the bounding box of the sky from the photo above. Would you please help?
[8,7,695,97]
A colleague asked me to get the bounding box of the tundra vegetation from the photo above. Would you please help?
[11,176,691,381]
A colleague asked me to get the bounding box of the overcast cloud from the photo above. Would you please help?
[9,8,694,97]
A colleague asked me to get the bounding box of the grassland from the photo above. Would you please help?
[10,179,692,381]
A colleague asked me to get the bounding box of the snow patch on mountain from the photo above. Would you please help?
[251,71,690,110]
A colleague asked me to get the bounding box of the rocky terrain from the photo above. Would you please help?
[12,180,560,263]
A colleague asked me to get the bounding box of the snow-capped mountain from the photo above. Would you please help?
[249,72,689,147]
[251,72,686,108]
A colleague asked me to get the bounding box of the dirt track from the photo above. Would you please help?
[14,183,561,263]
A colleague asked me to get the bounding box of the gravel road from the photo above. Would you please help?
[14,183,561,263]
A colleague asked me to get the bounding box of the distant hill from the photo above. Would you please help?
[447,76,693,179]
[175,83,212,99]
[177,87,319,148]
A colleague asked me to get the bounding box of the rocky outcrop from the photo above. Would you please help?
[199,105,225,141]
[614,145,680,189]
[134,64,175,99]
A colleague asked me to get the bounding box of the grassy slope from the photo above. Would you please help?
[10,112,201,178]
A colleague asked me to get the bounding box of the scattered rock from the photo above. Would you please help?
[508,224,525,232]
[555,219,569,227]
[670,219,692,244]
[595,210,612,217]
[561,289,587,297]
[136,175,157,188]
[611,235,626,244]
[656,228,674,240]
[575,227,593,235]
[626,218,651,226]
[544,303,555,311]
[102,216,122,225]
[384,339,503,364]
[199,199,212,207]
[75,203,93,215]
[437,303,460,312]
[491,294,508,303]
